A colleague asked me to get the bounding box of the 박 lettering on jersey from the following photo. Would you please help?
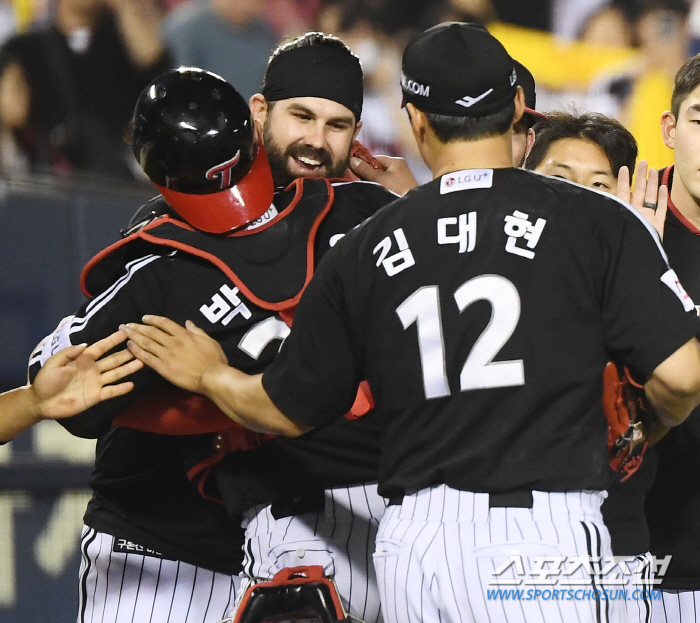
[373,228,415,276]
[440,169,493,194]
[113,538,164,559]
[200,284,252,326]
[660,269,696,312]
[504,210,547,259]
[437,212,477,253]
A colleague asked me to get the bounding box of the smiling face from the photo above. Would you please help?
[257,96,360,187]
[534,137,617,194]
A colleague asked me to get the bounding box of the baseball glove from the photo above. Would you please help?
[602,362,657,480]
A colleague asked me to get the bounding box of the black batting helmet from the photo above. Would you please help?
[132,67,273,233]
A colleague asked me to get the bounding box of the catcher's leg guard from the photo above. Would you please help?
[229,566,351,623]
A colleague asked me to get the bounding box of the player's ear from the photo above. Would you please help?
[406,103,427,144]
[352,120,362,142]
[661,111,676,149]
[512,86,525,127]
[249,94,268,127]
[525,127,536,158]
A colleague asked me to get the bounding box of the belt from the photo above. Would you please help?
[388,490,534,509]
[270,490,325,519]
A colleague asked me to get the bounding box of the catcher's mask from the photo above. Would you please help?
[132,67,273,234]
[228,566,349,623]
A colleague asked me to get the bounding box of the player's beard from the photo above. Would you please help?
[263,119,349,188]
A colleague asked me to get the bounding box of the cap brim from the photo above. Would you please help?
[154,138,274,234]
[524,107,547,127]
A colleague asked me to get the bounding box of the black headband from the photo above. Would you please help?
[262,46,363,121]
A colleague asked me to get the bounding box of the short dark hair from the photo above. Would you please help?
[524,112,637,175]
[421,101,516,143]
[671,54,700,118]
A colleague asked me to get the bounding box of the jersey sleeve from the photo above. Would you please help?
[601,203,700,377]
[262,242,363,428]
[27,254,168,438]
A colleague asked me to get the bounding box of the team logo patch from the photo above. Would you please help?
[455,89,493,109]
[661,269,696,312]
[440,169,493,194]
[206,151,241,189]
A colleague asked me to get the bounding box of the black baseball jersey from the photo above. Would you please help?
[28,179,397,572]
[263,168,700,498]
[645,166,700,589]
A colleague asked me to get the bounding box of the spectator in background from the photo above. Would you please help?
[578,3,634,47]
[161,0,277,100]
[0,0,171,181]
[587,0,691,169]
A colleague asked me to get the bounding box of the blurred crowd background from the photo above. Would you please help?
[0,0,697,188]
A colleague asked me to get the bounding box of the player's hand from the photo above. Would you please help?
[124,316,228,394]
[349,155,418,196]
[32,330,142,419]
[617,160,668,240]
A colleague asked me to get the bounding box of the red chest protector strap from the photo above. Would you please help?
[81,178,334,310]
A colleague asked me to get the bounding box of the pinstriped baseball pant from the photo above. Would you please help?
[373,485,625,623]
[653,590,700,623]
[77,526,240,623]
[236,483,387,623]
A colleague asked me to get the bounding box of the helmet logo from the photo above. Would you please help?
[206,151,241,189]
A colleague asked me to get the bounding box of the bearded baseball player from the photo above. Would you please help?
[187,34,402,623]
[126,23,700,623]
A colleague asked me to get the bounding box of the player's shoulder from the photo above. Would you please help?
[330,179,401,216]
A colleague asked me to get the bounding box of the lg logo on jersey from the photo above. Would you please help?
[200,284,252,325]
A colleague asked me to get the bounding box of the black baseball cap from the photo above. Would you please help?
[513,60,546,127]
[401,22,517,117]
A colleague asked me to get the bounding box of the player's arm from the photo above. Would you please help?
[124,316,310,436]
[29,256,169,438]
[126,240,363,436]
[602,198,700,428]
[1,331,141,442]
[644,337,700,426]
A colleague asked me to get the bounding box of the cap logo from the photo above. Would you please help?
[206,151,241,189]
[455,88,493,109]
[401,73,430,97]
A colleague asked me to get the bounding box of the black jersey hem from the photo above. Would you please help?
[84,509,243,575]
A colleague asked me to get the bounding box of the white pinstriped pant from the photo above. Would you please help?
[373,485,625,623]
[77,526,240,623]
[653,590,700,622]
[237,483,387,623]
[623,553,655,623]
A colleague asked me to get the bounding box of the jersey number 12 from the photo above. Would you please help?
[396,274,524,399]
